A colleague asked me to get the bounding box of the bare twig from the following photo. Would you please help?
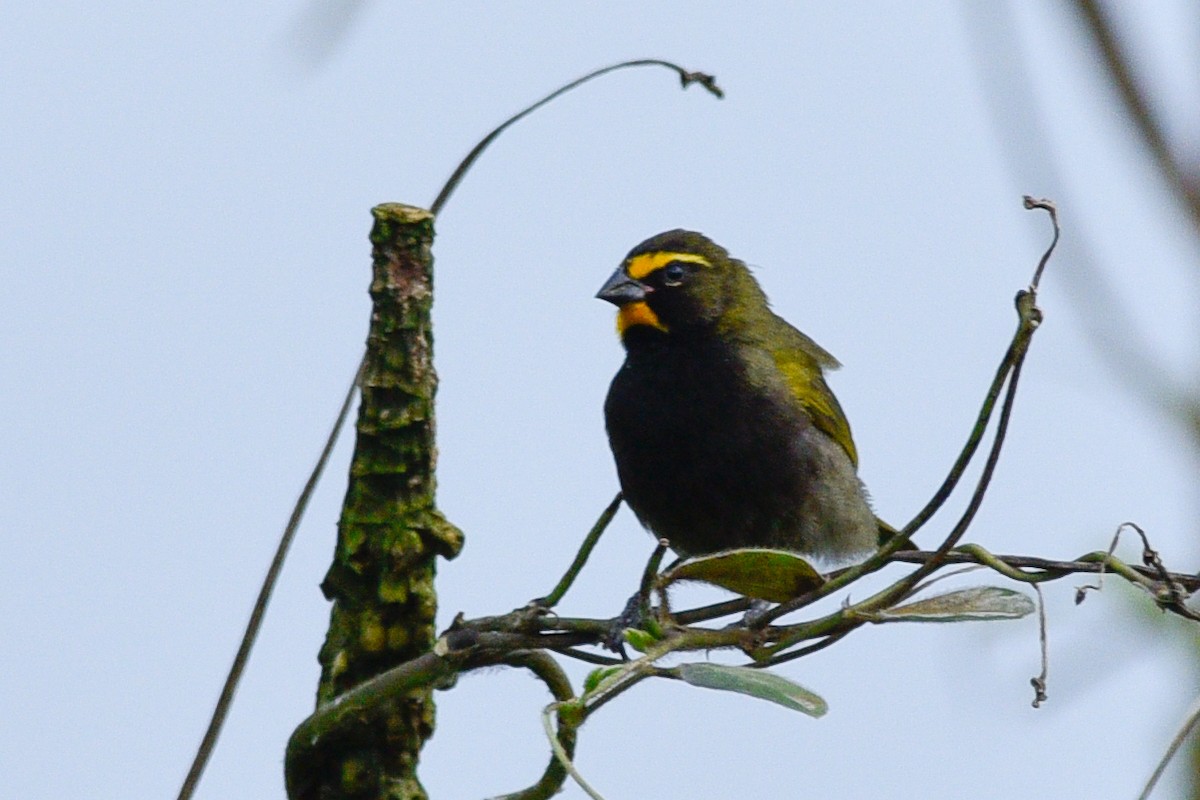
[1126,521,1197,617]
[431,59,723,216]
[891,547,1200,594]
[1139,693,1200,800]
[1030,584,1048,708]
[855,200,1052,606]
[754,198,1052,643]
[175,360,362,800]
[751,630,853,668]
[643,539,671,611]
[776,199,1051,630]
[550,647,625,667]
[1073,524,1124,603]
[963,4,1195,431]
[1021,195,1058,290]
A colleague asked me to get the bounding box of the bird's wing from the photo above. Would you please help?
[772,354,859,468]
[768,320,859,467]
[776,324,842,370]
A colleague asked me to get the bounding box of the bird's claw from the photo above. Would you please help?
[603,590,652,657]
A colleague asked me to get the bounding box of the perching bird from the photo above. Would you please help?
[598,229,889,565]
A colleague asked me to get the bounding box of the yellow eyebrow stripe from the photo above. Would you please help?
[626,251,711,281]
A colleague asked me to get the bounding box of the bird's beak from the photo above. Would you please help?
[596,269,646,306]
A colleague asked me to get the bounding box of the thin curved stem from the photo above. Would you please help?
[1139,693,1200,800]
[177,361,362,800]
[431,59,722,216]
[889,548,1200,592]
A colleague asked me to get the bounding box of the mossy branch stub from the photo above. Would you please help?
[298,204,462,800]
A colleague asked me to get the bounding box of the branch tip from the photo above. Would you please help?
[1030,584,1049,708]
[680,70,724,98]
[1022,195,1059,291]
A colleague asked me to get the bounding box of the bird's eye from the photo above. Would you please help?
[662,262,687,286]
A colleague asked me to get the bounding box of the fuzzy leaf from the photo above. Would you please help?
[583,666,624,694]
[662,548,825,602]
[622,628,657,653]
[872,586,1035,623]
[677,663,828,718]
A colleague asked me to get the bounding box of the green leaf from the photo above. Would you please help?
[870,586,1035,623]
[583,666,624,694]
[622,628,657,653]
[677,662,828,718]
[661,548,825,602]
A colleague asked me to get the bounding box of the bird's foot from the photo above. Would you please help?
[603,589,654,657]
[737,599,773,628]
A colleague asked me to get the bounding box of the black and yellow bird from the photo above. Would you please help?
[598,229,889,565]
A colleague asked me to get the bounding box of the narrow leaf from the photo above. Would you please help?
[871,586,1035,623]
[677,663,827,718]
[662,548,825,602]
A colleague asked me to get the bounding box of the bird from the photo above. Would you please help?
[597,229,890,566]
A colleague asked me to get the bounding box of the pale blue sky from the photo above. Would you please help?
[4,3,1199,799]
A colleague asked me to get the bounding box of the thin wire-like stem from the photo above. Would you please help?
[759,201,1055,653]
[751,630,852,668]
[1022,196,1058,291]
[965,4,1194,431]
[1030,584,1049,708]
[755,298,1029,629]
[430,59,722,216]
[855,352,1030,612]
[176,361,361,800]
[890,547,1200,590]
[1138,693,1200,800]
[674,598,756,625]
[551,647,626,667]
[641,540,670,606]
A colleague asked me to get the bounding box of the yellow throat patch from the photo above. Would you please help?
[617,251,711,335]
[617,301,667,335]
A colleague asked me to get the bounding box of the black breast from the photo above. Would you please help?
[604,333,815,556]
